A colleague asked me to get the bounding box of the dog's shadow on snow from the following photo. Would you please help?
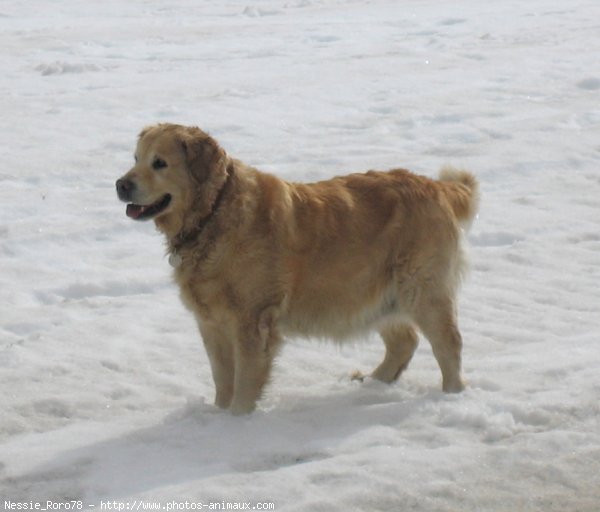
[6,383,443,501]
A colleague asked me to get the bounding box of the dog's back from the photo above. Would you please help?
[277,167,478,340]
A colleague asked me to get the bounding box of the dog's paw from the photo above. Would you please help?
[350,370,367,382]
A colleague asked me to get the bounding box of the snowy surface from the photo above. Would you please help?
[1,0,600,509]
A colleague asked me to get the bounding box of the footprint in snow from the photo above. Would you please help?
[439,18,467,26]
[469,232,524,248]
[36,62,103,76]
[576,77,600,90]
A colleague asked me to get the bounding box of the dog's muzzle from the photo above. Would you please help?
[116,178,135,202]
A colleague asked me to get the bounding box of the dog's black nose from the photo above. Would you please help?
[116,178,135,201]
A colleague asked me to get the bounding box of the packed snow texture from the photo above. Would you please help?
[1,0,600,510]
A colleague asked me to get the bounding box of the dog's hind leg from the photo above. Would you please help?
[372,323,419,383]
[414,294,465,393]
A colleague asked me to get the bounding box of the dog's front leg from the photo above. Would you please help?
[230,307,282,415]
[198,321,235,409]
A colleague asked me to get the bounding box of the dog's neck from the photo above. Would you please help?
[167,165,233,263]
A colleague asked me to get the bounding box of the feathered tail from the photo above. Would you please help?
[438,166,479,231]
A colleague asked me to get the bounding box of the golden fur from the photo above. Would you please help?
[116,123,479,415]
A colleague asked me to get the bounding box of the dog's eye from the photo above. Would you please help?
[152,158,167,170]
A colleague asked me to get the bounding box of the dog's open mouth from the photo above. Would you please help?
[126,194,172,221]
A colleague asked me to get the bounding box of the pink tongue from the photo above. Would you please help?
[126,204,144,219]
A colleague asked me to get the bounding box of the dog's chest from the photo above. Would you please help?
[173,262,231,320]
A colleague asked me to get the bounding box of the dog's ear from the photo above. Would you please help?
[180,127,227,185]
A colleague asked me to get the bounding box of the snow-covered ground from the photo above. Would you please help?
[1,0,600,509]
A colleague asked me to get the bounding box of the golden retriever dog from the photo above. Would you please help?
[116,123,479,415]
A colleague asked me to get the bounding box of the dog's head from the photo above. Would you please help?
[116,123,229,236]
